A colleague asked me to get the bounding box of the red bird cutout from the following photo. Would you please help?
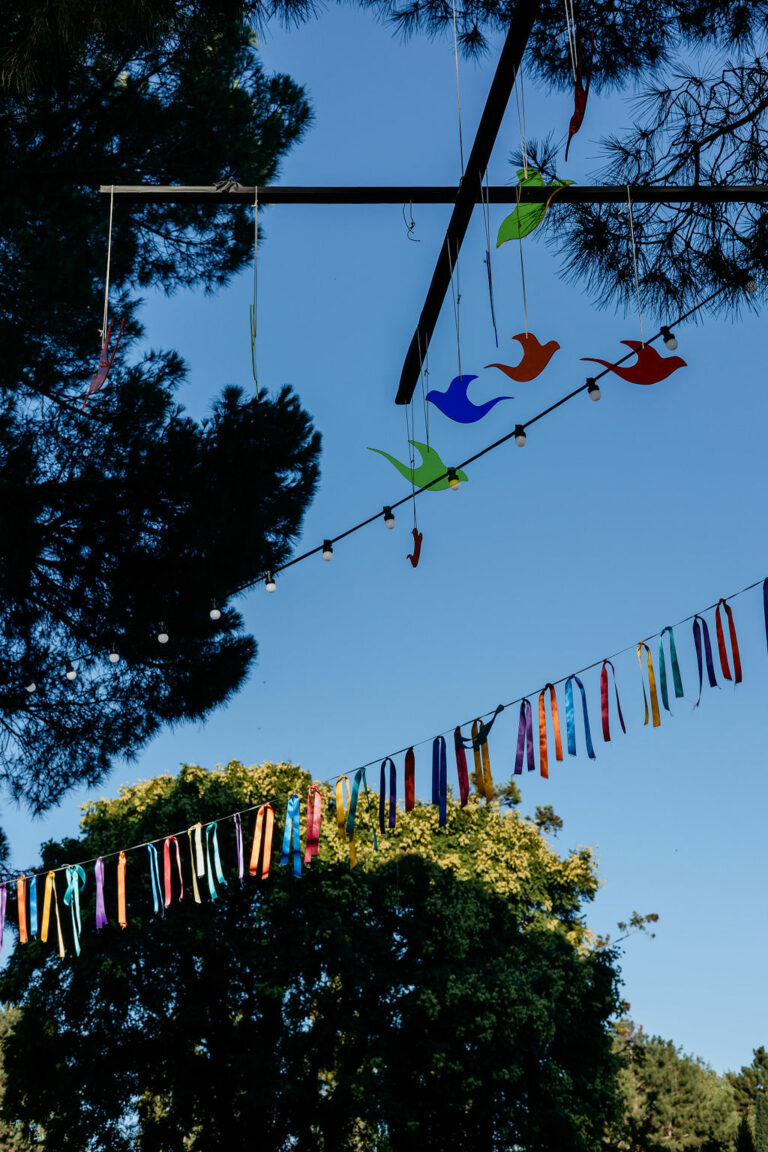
[581,341,686,385]
[485,332,560,382]
[407,528,423,568]
[565,35,594,162]
[83,317,125,411]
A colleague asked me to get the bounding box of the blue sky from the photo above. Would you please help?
[8,7,767,1075]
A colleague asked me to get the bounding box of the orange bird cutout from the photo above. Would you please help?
[485,332,560,382]
[581,340,686,385]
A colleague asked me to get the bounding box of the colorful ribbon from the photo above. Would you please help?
[432,737,447,827]
[249,802,274,879]
[565,675,596,757]
[233,812,244,883]
[205,822,226,899]
[280,793,302,878]
[715,598,742,684]
[16,876,28,944]
[537,683,562,779]
[29,875,37,937]
[163,835,184,907]
[379,760,396,833]
[187,824,204,903]
[404,747,415,812]
[41,871,64,958]
[600,659,626,741]
[147,844,163,916]
[659,626,684,713]
[471,719,494,800]
[63,865,86,956]
[117,852,127,929]
[692,615,718,706]
[636,643,661,727]
[454,727,470,806]
[346,768,378,853]
[334,778,357,867]
[95,858,108,930]
[514,698,535,774]
[305,785,323,863]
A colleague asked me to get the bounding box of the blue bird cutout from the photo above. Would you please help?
[426,374,512,424]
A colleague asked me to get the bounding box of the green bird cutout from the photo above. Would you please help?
[368,440,468,492]
[496,169,575,246]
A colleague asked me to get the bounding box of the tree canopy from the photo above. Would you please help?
[0,760,622,1151]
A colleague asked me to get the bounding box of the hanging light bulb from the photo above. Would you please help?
[660,326,678,351]
[209,600,221,621]
[745,277,758,293]
[383,506,396,529]
[447,467,461,490]
[108,647,120,664]
[265,572,276,593]
[587,378,602,402]
[65,661,77,681]
[24,682,36,694]
[514,425,527,447]
[157,623,169,644]
[322,539,334,561]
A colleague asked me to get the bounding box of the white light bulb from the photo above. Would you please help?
[322,540,334,561]
[158,631,169,644]
[25,682,36,694]
[265,577,276,593]
[588,383,601,402]
[108,650,120,664]
[383,506,396,529]
[514,426,527,447]
[209,607,221,621]
[65,665,77,681]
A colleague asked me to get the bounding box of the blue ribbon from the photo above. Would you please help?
[692,614,718,706]
[29,876,38,937]
[659,625,684,712]
[565,675,596,759]
[379,759,397,833]
[346,768,378,852]
[63,865,86,956]
[147,843,163,915]
[280,794,302,878]
[205,822,227,899]
[431,737,447,827]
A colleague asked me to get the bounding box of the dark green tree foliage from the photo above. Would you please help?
[0,6,319,806]
[756,1095,768,1152]
[738,1118,758,1152]
[729,1049,768,1120]
[0,763,622,1151]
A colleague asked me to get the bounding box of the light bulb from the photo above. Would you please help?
[514,425,527,447]
[661,326,678,351]
[25,682,36,694]
[587,379,601,402]
[322,540,334,561]
[65,662,77,681]
[447,467,460,490]
[265,573,276,593]
[383,506,395,529]
[209,603,221,621]
[108,649,120,664]
[157,625,169,644]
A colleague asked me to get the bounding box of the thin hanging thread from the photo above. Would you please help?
[450,0,465,175]
[481,172,500,345]
[417,329,430,449]
[563,0,578,82]
[448,241,463,379]
[404,404,418,530]
[101,186,115,339]
[250,188,259,395]
[513,73,529,176]
[626,185,645,344]
[516,184,530,335]
[402,201,419,242]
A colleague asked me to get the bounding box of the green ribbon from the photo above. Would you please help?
[204,821,227,900]
[659,626,684,712]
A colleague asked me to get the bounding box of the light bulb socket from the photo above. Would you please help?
[514,425,527,447]
[322,539,334,561]
[587,378,601,401]
[265,571,276,593]
[383,506,395,529]
[447,467,460,489]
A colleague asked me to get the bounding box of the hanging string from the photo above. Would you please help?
[448,240,463,379]
[563,0,579,82]
[449,0,465,175]
[481,173,500,347]
[515,184,530,336]
[402,201,419,242]
[249,187,259,396]
[626,185,645,345]
[513,72,529,177]
[417,329,430,450]
[101,186,115,340]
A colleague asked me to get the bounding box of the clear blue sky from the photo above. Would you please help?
[8,7,767,1075]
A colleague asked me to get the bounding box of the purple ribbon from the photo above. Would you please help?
[432,737,447,827]
[0,884,6,954]
[379,758,397,832]
[514,698,535,774]
[693,614,718,706]
[95,857,108,929]
[233,813,244,884]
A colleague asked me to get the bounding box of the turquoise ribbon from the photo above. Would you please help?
[345,768,378,852]
[147,844,163,915]
[659,625,684,712]
[29,877,38,937]
[63,865,86,956]
[565,675,596,759]
[280,794,302,878]
[204,821,227,899]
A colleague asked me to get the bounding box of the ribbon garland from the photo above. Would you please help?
[471,719,494,800]
[538,683,563,779]
[249,802,274,880]
[233,812,244,884]
[334,778,357,867]
[147,844,163,916]
[378,760,396,833]
[565,676,596,757]
[658,626,684,713]
[636,643,661,727]
[16,876,28,944]
[346,768,378,853]
[63,865,86,956]
[600,659,626,741]
[187,824,204,904]
[715,598,742,684]
[304,785,323,863]
[431,738,447,827]
[41,871,65,958]
[163,835,184,907]
[453,727,470,806]
[95,858,108,929]
[29,876,38,937]
[117,851,127,928]
[204,822,227,899]
[514,698,536,774]
[692,614,718,706]
[404,747,416,812]
[280,793,302,878]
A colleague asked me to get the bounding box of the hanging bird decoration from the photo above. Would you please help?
[368,441,468,492]
[486,332,560,382]
[581,341,686,385]
[83,317,125,411]
[407,528,423,568]
[564,34,594,162]
[496,170,575,246]
[427,374,513,424]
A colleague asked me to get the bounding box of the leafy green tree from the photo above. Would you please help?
[0,761,622,1151]
[755,1095,768,1152]
[729,1049,768,1121]
[738,1117,758,1152]
[0,5,319,808]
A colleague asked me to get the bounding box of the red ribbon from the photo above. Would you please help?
[163,835,184,907]
[404,747,415,812]
[600,659,626,741]
[537,683,562,779]
[304,786,322,864]
[715,597,742,684]
[453,727,470,805]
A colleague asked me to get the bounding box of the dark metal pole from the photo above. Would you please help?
[394,0,540,404]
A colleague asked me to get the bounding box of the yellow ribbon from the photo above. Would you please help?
[637,642,661,727]
[41,871,65,958]
[471,720,494,800]
[335,776,357,867]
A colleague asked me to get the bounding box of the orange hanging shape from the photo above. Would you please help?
[249,803,275,880]
[538,683,563,779]
[117,851,127,928]
[485,332,560,382]
[16,875,28,944]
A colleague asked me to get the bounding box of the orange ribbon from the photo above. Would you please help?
[117,851,127,928]
[472,719,494,800]
[249,803,274,880]
[538,683,563,779]
[16,875,27,944]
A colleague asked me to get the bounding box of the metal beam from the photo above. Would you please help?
[99,184,768,205]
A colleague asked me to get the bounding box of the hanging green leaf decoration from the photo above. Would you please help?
[496,169,575,246]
